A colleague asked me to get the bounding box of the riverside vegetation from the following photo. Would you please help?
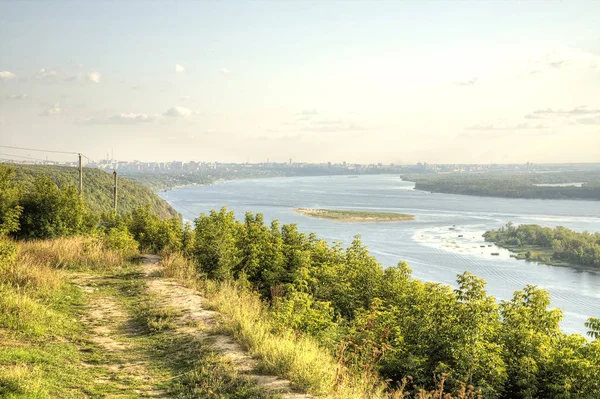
[9,163,176,218]
[404,171,600,200]
[2,164,600,398]
[293,208,415,222]
[484,222,600,271]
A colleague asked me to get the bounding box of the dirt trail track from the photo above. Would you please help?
[141,254,312,399]
[74,273,167,398]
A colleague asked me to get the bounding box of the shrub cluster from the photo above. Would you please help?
[184,207,600,399]
[484,222,600,268]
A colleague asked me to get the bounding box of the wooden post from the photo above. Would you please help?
[78,153,83,197]
[113,170,118,214]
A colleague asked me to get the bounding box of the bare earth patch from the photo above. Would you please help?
[74,273,167,398]
[140,255,312,399]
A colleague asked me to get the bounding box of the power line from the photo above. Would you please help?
[0,152,56,162]
[0,144,79,156]
[0,145,94,164]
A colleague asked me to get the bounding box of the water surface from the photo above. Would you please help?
[160,175,600,335]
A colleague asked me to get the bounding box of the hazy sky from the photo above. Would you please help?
[1,1,599,164]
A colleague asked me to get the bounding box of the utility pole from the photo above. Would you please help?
[113,170,118,214]
[78,153,83,197]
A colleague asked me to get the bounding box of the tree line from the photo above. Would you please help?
[404,172,600,200]
[8,163,176,218]
[484,223,600,269]
[2,164,600,398]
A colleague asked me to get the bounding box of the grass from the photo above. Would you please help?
[294,208,415,222]
[108,267,277,399]
[17,236,128,272]
[162,257,483,399]
[1,236,481,399]
[0,237,277,398]
[162,255,392,399]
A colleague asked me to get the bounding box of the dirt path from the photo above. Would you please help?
[74,273,168,398]
[141,255,312,399]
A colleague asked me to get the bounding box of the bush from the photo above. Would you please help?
[16,177,96,239]
[104,225,139,258]
[0,237,18,267]
[128,205,183,253]
[0,165,22,236]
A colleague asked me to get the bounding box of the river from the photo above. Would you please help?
[160,174,600,335]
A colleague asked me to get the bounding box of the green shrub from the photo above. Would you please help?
[0,165,22,236]
[0,237,18,267]
[104,225,139,257]
[16,177,95,240]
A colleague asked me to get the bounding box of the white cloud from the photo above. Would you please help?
[5,94,28,100]
[163,106,192,117]
[175,64,185,73]
[106,113,155,124]
[36,68,57,80]
[40,103,61,116]
[87,71,101,83]
[83,113,157,125]
[0,71,16,81]
[457,77,478,86]
[220,68,230,74]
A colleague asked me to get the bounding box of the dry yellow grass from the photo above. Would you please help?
[18,236,127,272]
[162,258,481,399]
[160,251,199,281]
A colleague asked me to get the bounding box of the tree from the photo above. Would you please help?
[17,176,93,239]
[499,285,562,399]
[0,165,22,236]
[193,207,241,280]
[585,318,600,340]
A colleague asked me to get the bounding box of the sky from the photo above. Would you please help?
[1,1,600,165]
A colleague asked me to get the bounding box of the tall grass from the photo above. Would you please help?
[0,236,132,396]
[162,256,482,399]
[18,236,128,272]
[160,253,390,398]
[205,281,390,398]
[0,236,128,337]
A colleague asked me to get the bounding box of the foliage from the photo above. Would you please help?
[7,163,177,218]
[193,207,242,280]
[295,208,414,222]
[103,225,139,258]
[127,205,182,253]
[404,171,600,200]
[484,223,600,270]
[0,165,23,236]
[16,176,96,239]
[586,318,600,340]
[184,207,600,399]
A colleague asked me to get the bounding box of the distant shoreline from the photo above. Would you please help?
[293,208,415,223]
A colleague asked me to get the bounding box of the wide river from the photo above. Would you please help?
[160,174,600,335]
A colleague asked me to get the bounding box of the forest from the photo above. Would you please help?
[404,171,600,200]
[2,163,600,398]
[484,223,600,270]
[7,163,176,218]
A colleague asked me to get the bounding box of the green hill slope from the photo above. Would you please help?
[7,164,177,218]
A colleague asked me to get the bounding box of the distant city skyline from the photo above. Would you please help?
[1,1,600,164]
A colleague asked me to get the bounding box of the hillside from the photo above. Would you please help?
[7,164,177,218]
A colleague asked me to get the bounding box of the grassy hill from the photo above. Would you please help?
[7,164,177,218]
